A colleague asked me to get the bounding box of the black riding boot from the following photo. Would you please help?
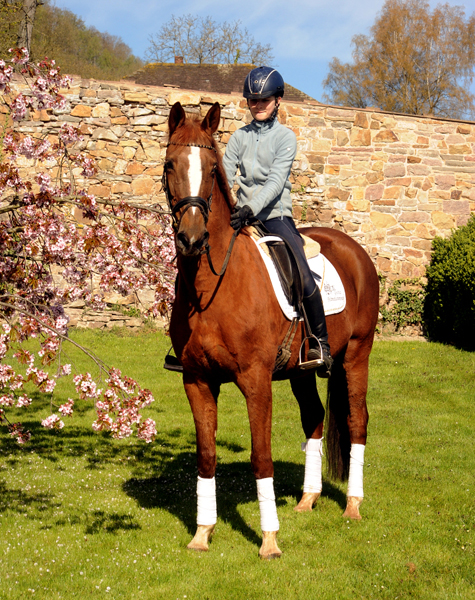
[302,286,333,378]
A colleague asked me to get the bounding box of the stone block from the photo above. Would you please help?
[126,163,145,175]
[431,211,455,229]
[398,211,430,223]
[71,105,92,118]
[384,163,406,178]
[407,164,430,176]
[92,128,118,142]
[354,112,369,128]
[442,200,470,214]
[449,144,471,154]
[88,184,111,198]
[374,129,398,142]
[370,212,397,228]
[414,223,437,239]
[111,181,132,194]
[326,187,350,201]
[124,92,151,103]
[383,186,402,199]
[350,129,371,146]
[131,176,155,196]
[92,103,110,118]
[435,174,455,190]
[364,184,383,201]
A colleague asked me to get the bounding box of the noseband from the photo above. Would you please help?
[162,142,217,234]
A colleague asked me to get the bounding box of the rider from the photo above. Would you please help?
[222,66,333,377]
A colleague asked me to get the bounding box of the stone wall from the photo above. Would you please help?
[6,76,475,326]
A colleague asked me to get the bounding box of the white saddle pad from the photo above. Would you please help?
[254,236,346,320]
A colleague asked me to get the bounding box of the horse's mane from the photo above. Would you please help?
[168,115,237,210]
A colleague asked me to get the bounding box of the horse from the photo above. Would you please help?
[164,101,380,559]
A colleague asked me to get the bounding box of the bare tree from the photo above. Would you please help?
[145,14,274,65]
[323,0,475,119]
[17,0,42,52]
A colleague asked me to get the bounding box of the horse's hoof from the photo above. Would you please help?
[187,524,215,551]
[259,531,282,559]
[343,496,363,520]
[294,492,320,512]
[260,551,282,560]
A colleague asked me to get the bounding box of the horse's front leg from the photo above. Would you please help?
[291,374,325,512]
[184,376,220,551]
[238,371,282,559]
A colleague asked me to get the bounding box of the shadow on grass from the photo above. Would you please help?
[1,418,346,541]
[123,451,347,549]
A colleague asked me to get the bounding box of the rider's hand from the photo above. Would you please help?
[230,205,254,230]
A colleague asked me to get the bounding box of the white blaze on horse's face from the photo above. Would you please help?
[187,147,203,219]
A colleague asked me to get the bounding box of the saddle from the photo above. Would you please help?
[252,223,304,309]
[251,223,312,373]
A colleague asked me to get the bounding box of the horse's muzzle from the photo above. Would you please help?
[176,228,210,256]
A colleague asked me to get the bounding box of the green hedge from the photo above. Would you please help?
[424,214,475,349]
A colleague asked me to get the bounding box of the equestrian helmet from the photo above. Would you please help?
[243,66,285,99]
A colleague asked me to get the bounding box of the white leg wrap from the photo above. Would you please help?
[197,476,217,526]
[301,438,323,493]
[347,443,365,498]
[256,477,279,532]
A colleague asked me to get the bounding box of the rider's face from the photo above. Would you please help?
[248,96,280,121]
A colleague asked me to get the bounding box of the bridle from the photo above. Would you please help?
[162,141,217,233]
[162,141,238,277]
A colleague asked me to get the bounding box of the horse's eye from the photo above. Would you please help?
[164,160,174,171]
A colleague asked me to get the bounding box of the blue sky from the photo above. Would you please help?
[52,0,475,103]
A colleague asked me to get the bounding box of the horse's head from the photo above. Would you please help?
[164,102,221,257]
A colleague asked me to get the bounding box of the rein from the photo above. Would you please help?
[163,140,238,278]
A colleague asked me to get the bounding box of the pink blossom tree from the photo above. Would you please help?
[0,48,176,444]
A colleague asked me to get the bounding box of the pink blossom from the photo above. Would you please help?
[58,399,74,416]
[137,418,157,443]
[1,49,173,443]
[16,394,32,408]
[41,414,64,429]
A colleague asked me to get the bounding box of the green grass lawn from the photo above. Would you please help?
[0,329,474,599]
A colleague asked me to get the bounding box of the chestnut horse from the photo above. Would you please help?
[164,102,379,558]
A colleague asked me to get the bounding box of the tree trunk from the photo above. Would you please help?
[16,0,39,53]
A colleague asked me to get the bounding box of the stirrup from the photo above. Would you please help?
[163,348,183,373]
[299,336,324,371]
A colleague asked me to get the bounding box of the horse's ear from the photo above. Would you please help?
[201,102,221,135]
[169,102,186,136]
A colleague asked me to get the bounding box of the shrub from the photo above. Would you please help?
[424,214,475,349]
[380,277,425,331]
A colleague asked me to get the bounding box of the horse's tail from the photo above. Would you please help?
[325,357,351,481]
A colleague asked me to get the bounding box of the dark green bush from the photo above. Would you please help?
[380,277,425,330]
[424,214,475,350]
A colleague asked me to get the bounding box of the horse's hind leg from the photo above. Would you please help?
[184,377,219,551]
[291,373,325,512]
[342,344,370,521]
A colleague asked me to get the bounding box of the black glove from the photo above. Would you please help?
[230,205,254,230]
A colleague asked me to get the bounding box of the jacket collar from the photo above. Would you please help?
[251,117,279,134]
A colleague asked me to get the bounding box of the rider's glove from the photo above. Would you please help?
[230,205,254,230]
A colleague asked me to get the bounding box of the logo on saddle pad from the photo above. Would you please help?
[254,237,346,320]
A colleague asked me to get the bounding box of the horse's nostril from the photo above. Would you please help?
[177,232,190,250]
